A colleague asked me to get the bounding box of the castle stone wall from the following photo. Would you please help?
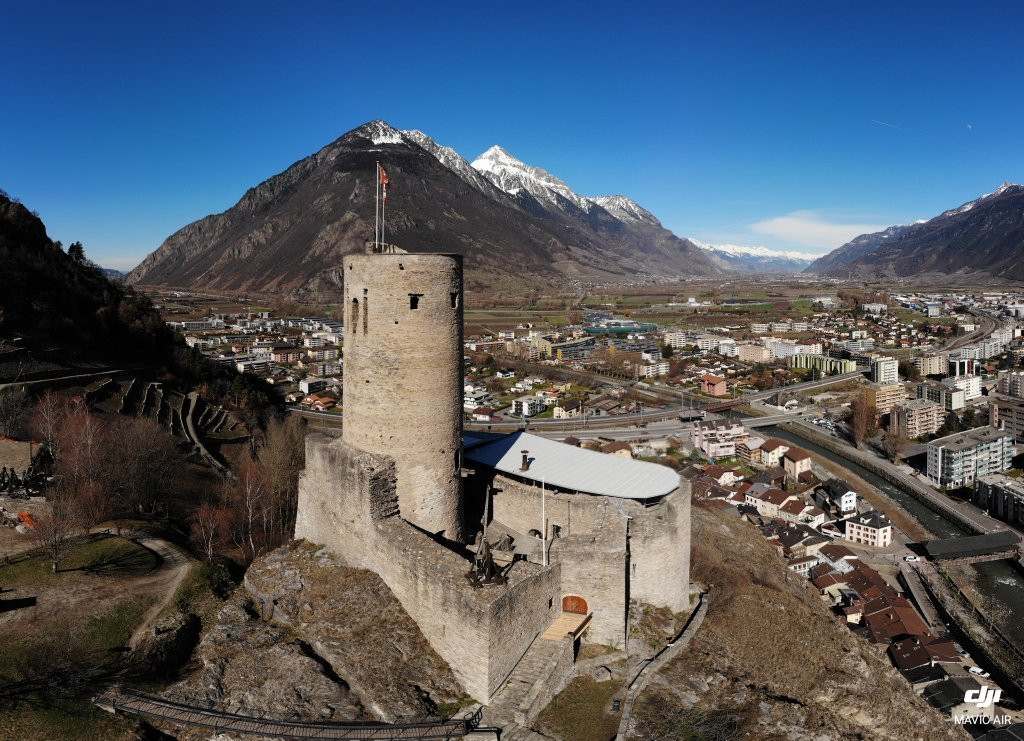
[343,253,464,541]
[629,483,692,613]
[295,435,559,702]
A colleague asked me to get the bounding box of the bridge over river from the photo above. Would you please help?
[922,530,1022,564]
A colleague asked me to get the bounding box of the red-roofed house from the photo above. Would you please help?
[700,374,727,397]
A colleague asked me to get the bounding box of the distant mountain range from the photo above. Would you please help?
[692,241,820,273]
[806,183,1024,280]
[127,121,813,297]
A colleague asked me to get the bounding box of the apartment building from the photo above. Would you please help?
[916,380,966,411]
[844,511,893,547]
[788,354,857,375]
[692,420,748,458]
[975,473,1024,527]
[913,354,946,377]
[926,426,1014,488]
[997,371,1024,399]
[989,394,1024,442]
[870,357,899,385]
[891,399,944,439]
[942,374,982,401]
[737,344,771,363]
[865,382,908,417]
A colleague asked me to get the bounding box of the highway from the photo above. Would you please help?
[463,370,863,432]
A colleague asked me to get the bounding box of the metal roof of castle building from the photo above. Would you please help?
[463,430,679,500]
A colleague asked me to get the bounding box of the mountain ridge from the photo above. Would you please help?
[806,183,1024,280]
[127,120,727,296]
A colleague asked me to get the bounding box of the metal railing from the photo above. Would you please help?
[95,688,483,740]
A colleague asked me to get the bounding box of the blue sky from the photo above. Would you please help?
[3,1,1023,269]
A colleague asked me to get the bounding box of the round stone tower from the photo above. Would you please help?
[342,252,464,542]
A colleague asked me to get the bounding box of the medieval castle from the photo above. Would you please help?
[294,248,692,714]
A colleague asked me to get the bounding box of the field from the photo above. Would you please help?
[0,533,199,740]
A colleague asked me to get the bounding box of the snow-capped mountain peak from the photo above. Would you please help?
[352,119,405,145]
[939,181,1022,219]
[589,195,659,224]
[471,145,595,213]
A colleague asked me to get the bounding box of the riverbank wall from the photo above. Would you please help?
[779,422,987,535]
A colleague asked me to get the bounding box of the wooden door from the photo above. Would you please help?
[562,595,588,614]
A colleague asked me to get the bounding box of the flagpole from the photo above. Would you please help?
[374,162,380,251]
[381,184,386,249]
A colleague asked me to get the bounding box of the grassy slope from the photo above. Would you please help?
[0,536,167,739]
[630,502,967,740]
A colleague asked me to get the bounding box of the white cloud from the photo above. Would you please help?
[749,210,888,249]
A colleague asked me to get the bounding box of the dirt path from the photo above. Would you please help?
[126,534,191,651]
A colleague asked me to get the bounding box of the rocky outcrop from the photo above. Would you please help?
[165,598,366,724]
[165,541,465,730]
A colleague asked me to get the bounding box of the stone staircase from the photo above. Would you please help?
[483,632,575,731]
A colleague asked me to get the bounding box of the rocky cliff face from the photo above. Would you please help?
[126,121,725,298]
[807,183,1024,281]
[164,542,465,729]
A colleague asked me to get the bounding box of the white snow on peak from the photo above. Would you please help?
[471,145,595,213]
[690,239,823,262]
[357,120,405,145]
[589,195,658,224]
[939,181,1021,219]
[402,129,495,194]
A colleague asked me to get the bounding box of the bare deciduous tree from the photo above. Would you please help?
[30,390,74,459]
[189,502,221,562]
[849,392,876,449]
[30,495,79,573]
[0,386,29,438]
[883,427,909,463]
[255,415,306,543]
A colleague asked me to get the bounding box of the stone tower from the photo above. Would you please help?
[342,252,464,542]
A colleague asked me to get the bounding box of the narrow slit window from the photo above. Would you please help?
[409,293,423,310]
[351,298,360,338]
[450,292,459,309]
[363,289,368,334]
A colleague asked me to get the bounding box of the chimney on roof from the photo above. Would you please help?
[521,450,530,472]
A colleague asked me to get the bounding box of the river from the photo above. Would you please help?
[765,424,1024,644]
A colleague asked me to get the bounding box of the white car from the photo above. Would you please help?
[904,556,921,562]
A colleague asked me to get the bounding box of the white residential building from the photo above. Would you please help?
[692,421,748,459]
[844,511,893,547]
[870,357,899,385]
[512,396,547,417]
[942,375,982,401]
[917,380,966,411]
[926,426,1014,488]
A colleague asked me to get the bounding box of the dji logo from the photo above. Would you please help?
[965,687,1002,709]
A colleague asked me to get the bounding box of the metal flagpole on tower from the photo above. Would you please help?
[374,161,380,250]
[541,477,547,567]
[380,164,389,251]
